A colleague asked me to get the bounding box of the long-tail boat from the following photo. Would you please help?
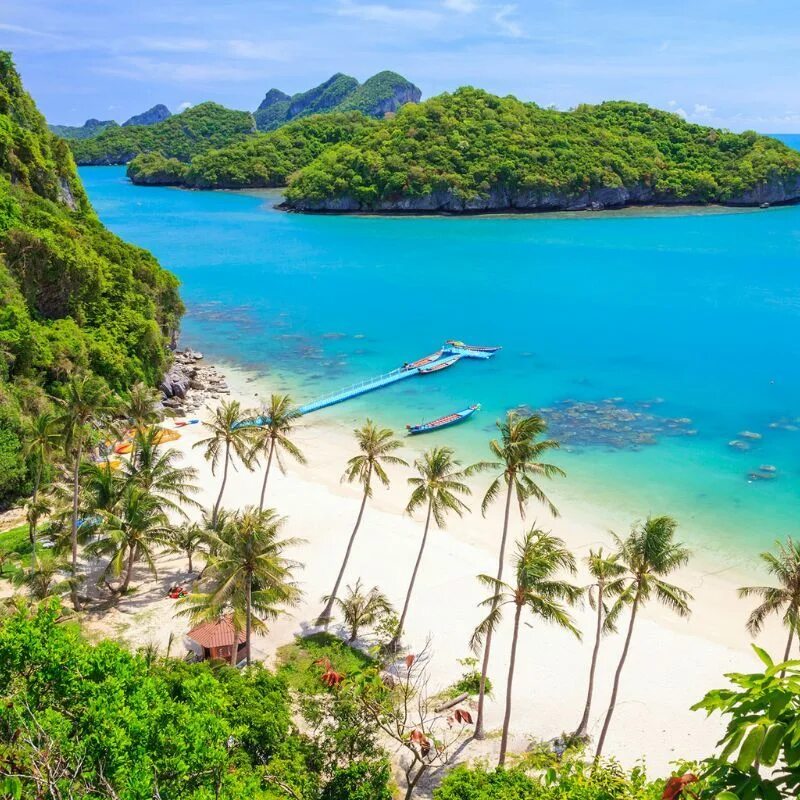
[419,355,460,374]
[445,340,502,353]
[406,404,480,435]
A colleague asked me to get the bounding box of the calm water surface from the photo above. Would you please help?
[80,163,800,563]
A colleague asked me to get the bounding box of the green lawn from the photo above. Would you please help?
[0,524,32,579]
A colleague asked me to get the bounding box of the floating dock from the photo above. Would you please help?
[243,343,500,425]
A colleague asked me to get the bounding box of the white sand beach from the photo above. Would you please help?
[83,362,788,778]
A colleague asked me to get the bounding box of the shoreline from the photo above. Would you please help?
[127,351,788,774]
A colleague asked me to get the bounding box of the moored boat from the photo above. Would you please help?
[445,340,502,353]
[406,404,480,435]
[419,355,460,374]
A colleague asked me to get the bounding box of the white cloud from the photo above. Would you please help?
[95,56,261,84]
[674,107,688,118]
[493,5,524,38]
[443,0,478,11]
[0,22,60,39]
[226,39,290,61]
[667,99,677,107]
[693,103,714,117]
[336,1,442,27]
[135,37,211,53]
[177,101,192,111]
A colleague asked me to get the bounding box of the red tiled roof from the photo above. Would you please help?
[187,615,246,649]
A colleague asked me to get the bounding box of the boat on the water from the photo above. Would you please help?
[445,340,502,353]
[406,404,480,435]
[419,355,460,374]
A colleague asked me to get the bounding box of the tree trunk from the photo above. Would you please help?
[595,591,640,758]
[246,570,252,666]
[187,549,193,574]
[120,546,136,594]
[575,583,604,737]
[258,439,275,512]
[391,500,433,651]
[230,634,238,667]
[318,474,370,627]
[781,622,795,678]
[475,478,515,739]
[29,461,42,566]
[498,602,522,766]
[212,442,231,527]
[404,764,428,800]
[70,436,84,611]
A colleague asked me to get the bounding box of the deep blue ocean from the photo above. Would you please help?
[80,148,800,562]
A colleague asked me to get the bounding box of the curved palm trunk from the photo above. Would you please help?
[246,570,252,666]
[475,479,515,739]
[575,584,605,737]
[391,500,433,651]
[258,439,276,512]
[595,591,640,758]
[212,442,231,527]
[780,622,795,678]
[187,549,194,574]
[318,475,370,627]
[120,546,136,594]
[499,601,523,766]
[70,436,84,611]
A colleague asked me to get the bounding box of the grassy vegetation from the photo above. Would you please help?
[0,523,31,577]
[276,632,375,694]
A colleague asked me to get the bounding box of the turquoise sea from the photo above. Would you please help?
[80,157,800,563]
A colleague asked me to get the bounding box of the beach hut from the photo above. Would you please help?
[185,615,248,665]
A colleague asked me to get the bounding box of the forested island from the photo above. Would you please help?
[123,89,800,213]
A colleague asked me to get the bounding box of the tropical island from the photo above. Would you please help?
[5,48,800,800]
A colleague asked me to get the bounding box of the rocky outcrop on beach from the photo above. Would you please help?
[123,104,172,127]
[161,348,230,414]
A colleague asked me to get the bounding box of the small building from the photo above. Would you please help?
[185,615,248,665]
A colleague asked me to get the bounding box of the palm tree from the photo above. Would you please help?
[739,538,800,667]
[471,411,565,738]
[121,381,163,429]
[471,528,581,766]
[318,420,406,626]
[167,522,208,574]
[390,447,471,650]
[574,548,626,738]
[87,484,172,595]
[322,578,394,643]
[248,394,306,511]
[53,373,116,610]
[21,411,59,563]
[594,516,692,757]
[193,400,254,526]
[180,507,302,665]
[124,428,199,515]
[13,551,74,602]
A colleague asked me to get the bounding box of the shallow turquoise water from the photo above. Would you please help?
[80,166,800,561]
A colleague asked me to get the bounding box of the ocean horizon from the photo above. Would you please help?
[81,156,800,566]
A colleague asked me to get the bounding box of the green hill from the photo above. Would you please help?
[128,111,377,188]
[283,87,800,212]
[253,71,421,131]
[0,52,182,505]
[69,102,256,165]
[48,117,118,140]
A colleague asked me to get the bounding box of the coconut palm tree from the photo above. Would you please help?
[53,373,117,610]
[21,411,60,563]
[594,516,692,758]
[12,551,74,602]
[574,548,626,738]
[124,427,199,515]
[739,537,800,667]
[471,528,581,766]
[390,447,471,650]
[167,522,208,574]
[87,484,172,595]
[318,420,406,626]
[121,381,163,429]
[322,578,394,643]
[471,411,565,738]
[180,507,302,665]
[193,400,254,526]
[248,394,306,511]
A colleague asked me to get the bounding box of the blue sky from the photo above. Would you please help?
[3,0,800,131]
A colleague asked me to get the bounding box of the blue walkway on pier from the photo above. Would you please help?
[244,343,499,425]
